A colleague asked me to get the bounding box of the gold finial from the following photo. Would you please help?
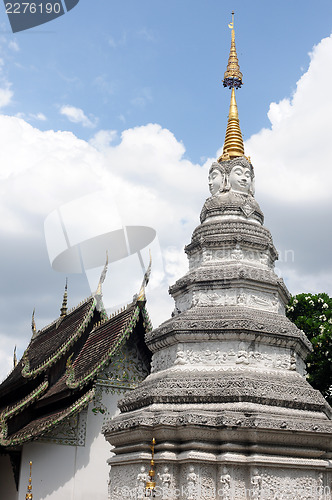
[145,438,156,495]
[219,87,245,161]
[31,308,36,335]
[223,11,243,89]
[60,279,68,317]
[25,461,33,500]
[219,12,245,161]
[13,345,17,368]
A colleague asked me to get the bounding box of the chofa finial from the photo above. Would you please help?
[95,251,108,296]
[13,345,17,368]
[137,250,152,304]
[31,308,37,337]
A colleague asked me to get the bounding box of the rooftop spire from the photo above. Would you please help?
[223,11,243,89]
[60,279,68,317]
[219,12,245,162]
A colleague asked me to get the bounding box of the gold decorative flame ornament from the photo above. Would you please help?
[25,461,33,500]
[145,437,156,497]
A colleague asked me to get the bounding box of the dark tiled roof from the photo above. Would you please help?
[0,296,151,447]
[4,389,95,447]
[72,303,139,384]
[25,296,96,373]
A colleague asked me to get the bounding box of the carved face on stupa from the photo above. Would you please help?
[229,164,252,194]
[208,162,225,195]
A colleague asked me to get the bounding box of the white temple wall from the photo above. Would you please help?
[0,454,18,499]
[17,391,121,500]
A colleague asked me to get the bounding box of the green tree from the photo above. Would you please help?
[286,293,332,404]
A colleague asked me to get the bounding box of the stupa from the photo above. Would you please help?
[104,14,332,499]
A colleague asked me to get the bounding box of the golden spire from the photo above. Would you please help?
[219,12,245,162]
[145,438,156,495]
[223,11,243,89]
[60,279,68,317]
[25,461,33,500]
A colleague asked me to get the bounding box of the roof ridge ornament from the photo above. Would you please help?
[219,11,246,162]
[137,250,152,305]
[95,251,108,297]
[13,345,17,368]
[31,308,37,337]
[60,279,68,317]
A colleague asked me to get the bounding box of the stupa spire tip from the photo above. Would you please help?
[219,12,245,161]
[223,11,243,90]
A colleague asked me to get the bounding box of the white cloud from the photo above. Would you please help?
[246,34,332,204]
[16,112,47,122]
[60,105,97,128]
[0,86,13,108]
[8,40,19,52]
[89,129,118,150]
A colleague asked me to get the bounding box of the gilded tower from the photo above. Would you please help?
[104,14,332,499]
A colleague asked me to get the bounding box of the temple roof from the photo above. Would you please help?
[0,295,152,448]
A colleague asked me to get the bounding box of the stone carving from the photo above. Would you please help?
[251,469,262,499]
[136,466,149,499]
[174,293,192,314]
[158,466,173,499]
[116,370,327,414]
[208,162,226,195]
[259,470,330,500]
[219,466,232,499]
[186,465,198,500]
[145,340,304,376]
[231,243,244,260]
[150,347,175,373]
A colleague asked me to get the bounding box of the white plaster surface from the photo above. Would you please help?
[17,393,120,500]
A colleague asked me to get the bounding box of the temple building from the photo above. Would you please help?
[0,268,152,499]
[104,15,332,499]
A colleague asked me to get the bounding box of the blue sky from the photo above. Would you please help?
[3,0,332,162]
[0,0,332,379]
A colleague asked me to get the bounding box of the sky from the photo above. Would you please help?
[0,0,332,380]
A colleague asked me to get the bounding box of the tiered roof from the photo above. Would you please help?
[0,295,152,448]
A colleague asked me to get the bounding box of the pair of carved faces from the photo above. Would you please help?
[208,158,254,196]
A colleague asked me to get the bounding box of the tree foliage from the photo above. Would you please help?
[286,293,332,404]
